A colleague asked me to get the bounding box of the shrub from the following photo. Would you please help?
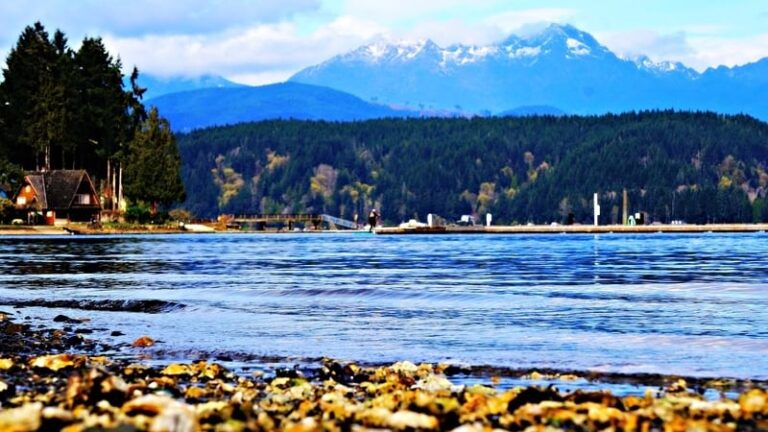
[124,203,151,224]
[0,198,15,224]
[168,208,193,223]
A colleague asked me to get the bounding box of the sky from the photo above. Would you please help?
[1,0,767,85]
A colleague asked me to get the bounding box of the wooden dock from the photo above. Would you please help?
[230,214,358,230]
[375,223,768,235]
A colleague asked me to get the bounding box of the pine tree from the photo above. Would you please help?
[73,37,127,177]
[124,107,186,209]
[46,30,79,169]
[0,22,57,169]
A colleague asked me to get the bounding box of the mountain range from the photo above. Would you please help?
[143,23,768,130]
[289,24,768,119]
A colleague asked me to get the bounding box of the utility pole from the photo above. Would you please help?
[118,164,123,212]
[622,189,629,225]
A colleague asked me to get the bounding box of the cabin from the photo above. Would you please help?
[14,170,101,225]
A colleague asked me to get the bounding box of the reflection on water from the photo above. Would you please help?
[1,233,767,379]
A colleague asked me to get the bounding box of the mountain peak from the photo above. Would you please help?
[342,38,442,64]
[633,55,698,77]
[520,23,607,57]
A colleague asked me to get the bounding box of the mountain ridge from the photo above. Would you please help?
[289,23,768,119]
[146,82,420,132]
[134,73,244,100]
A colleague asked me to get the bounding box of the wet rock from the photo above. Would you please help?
[29,353,84,372]
[132,335,156,348]
[123,394,198,432]
[0,380,15,400]
[52,314,80,324]
[111,330,125,337]
[65,335,84,346]
[507,386,564,413]
[0,402,42,431]
[566,390,626,410]
[0,358,13,370]
[275,367,303,379]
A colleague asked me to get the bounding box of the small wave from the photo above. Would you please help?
[0,298,184,313]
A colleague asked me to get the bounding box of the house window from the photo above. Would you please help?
[24,185,31,193]
[16,196,26,205]
[75,194,90,205]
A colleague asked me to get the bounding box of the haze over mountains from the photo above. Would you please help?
[146,23,768,130]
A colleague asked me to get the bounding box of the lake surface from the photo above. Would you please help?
[1,232,767,380]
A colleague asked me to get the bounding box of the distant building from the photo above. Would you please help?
[14,170,101,225]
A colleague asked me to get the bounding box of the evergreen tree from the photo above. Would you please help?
[124,107,186,209]
[0,22,57,169]
[73,37,127,177]
[46,30,79,169]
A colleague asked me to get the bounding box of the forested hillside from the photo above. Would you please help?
[178,111,768,224]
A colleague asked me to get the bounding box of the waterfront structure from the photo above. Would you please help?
[14,170,101,225]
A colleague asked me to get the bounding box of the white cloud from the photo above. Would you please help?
[397,20,503,46]
[484,8,576,36]
[597,30,694,60]
[597,29,768,70]
[103,16,385,84]
[686,33,768,70]
[0,0,320,41]
[339,0,506,24]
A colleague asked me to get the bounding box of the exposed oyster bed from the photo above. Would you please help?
[1,309,768,431]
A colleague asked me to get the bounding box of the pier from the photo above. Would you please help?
[230,214,358,230]
[375,223,768,235]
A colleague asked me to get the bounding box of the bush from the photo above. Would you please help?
[169,208,193,223]
[0,198,15,224]
[124,203,151,224]
[151,211,169,224]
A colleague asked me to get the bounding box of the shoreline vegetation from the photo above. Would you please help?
[1,311,768,430]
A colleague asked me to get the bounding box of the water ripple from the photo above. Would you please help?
[1,232,767,378]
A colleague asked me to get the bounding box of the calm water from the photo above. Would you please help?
[1,232,767,380]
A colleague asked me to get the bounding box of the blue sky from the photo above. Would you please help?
[1,0,767,84]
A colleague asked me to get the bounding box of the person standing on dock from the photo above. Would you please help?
[368,209,379,232]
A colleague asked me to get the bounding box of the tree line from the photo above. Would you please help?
[177,112,768,224]
[0,22,184,210]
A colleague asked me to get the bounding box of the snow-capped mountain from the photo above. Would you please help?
[290,24,768,119]
[327,24,612,68]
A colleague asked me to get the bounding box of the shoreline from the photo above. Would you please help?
[2,222,768,236]
[2,310,768,430]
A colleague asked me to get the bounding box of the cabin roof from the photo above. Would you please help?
[21,170,100,210]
